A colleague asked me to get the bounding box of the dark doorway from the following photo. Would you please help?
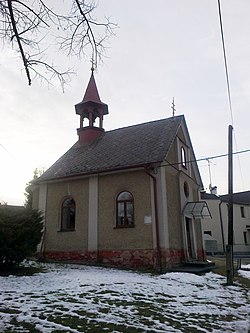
[185,217,196,260]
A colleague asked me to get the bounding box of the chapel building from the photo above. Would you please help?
[32,71,210,272]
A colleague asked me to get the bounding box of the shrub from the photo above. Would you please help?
[0,207,43,268]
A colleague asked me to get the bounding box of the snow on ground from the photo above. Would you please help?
[0,263,249,333]
[239,264,250,280]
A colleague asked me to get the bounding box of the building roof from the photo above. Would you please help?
[39,115,185,182]
[220,191,250,205]
[0,205,25,210]
[200,192,220,200]
[201,190,250,205]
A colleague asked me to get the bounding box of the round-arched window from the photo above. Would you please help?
[61,197,76,231]
[181,147,187,168]
[116,191,134,227]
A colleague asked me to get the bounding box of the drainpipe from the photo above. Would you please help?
[39,226,46,261]
[219,201,226,254]
[145,168,162,273]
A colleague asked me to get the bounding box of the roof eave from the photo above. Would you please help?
[37,161,163,184]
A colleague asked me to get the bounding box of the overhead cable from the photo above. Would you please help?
[217,0,234,125]
[160,148,250,168]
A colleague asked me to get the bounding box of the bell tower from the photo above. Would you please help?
[75,69,109,145]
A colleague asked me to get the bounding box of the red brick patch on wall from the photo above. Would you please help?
[42,247,202,271]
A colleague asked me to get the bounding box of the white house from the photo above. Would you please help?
[201,191,250,254]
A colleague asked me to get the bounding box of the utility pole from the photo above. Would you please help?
[226,124,234,285]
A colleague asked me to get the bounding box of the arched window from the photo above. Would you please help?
[181,146,187,168]
[116,191,134,227]
[61,197,76,231]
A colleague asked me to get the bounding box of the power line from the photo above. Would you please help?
[0,143,14,158]
[217,1,245,191]
[160,148,250,168]
[217,0,234,125]
[196,148,250,163]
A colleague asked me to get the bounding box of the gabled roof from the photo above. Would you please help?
[39,116,185,181]
[39,115,186,182]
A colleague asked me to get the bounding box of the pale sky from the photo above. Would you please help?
[1,0,250,205]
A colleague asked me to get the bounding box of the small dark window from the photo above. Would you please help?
[181,147,187,168]
[184,181,189,198]
[243,231,248,245]
[116,191,134,228]
[240,206,245,218]
[61,197,76,231]
[204,230,212,236]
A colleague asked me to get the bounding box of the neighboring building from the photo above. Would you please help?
[32,71,210,272]
[0,204,24,210]
[201,191,250,254]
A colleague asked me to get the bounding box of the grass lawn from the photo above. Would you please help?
[0,261,249,333]
[209,256,250,288]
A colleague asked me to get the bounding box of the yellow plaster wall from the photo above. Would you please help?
[44,179,89,252]
[98,170,153,250]
[177,126,186,143]
[32,187,39,210]
[165,139,178,165]
[191,189,204,250]
[194,219,203,250]
[177,126,200,186]
[165,169,183,249]
[192,188,199,201]
[166,130,204,254]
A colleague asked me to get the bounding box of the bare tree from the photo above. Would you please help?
[0,0,115,89]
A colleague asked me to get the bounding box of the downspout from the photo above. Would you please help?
[219,201,226,254]
[39,226,46,261]
[145,168,162,273]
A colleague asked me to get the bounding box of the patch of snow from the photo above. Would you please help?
[0,263,249,333]
[238,264,250,279]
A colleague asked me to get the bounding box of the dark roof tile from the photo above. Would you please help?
[39,115,183,181]
[220,191,250,205]
[201,192,220,200]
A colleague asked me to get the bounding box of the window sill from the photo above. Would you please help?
[58,229,75,232]
[114,224,135,229]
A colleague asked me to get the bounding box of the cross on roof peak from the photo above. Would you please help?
[171,97,176,117]
[90,58,96,74]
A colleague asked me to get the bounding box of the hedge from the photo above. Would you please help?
[0,207,43,267]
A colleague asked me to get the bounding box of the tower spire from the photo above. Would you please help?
[75,69,109,145]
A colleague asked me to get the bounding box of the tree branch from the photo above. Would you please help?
[0,0,116,89]
[74,0,98,68]
[6,0,31,85]
[15,0,49,27]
